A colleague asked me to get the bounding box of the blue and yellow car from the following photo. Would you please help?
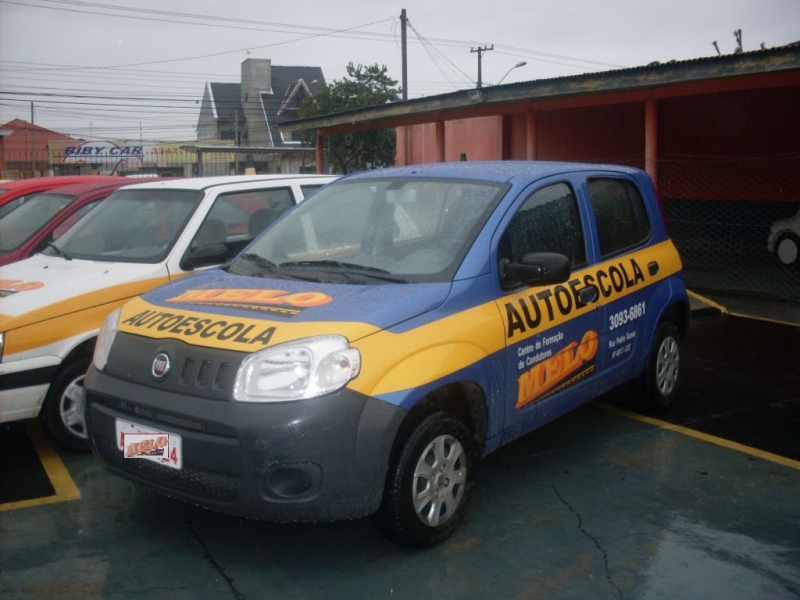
[84,161,689,547]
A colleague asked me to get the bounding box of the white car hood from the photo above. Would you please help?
[0,254,170,326]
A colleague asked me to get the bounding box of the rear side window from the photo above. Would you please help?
[587,178,651,258]
[499,182,586,268]
[199,187,296,249]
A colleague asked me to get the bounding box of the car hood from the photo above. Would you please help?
[0,254,170,330]
[123,267,452,350]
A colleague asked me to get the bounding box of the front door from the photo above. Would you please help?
[494,180,603,439]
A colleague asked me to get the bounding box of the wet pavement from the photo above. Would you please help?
[1,311,799,599]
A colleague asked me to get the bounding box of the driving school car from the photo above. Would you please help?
[0,174,336,451]
[84,161,689,548]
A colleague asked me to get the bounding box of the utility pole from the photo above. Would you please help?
[30,102,36,176]
[471,45,493,88]
[400,9,408,100]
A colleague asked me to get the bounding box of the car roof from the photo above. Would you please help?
[30,177,161,196]
[343,160,641,184]
[119,174,338,192]
[0,175,124,193]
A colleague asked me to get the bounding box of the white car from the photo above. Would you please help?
[0,174,337,450]
[767,207,800,267]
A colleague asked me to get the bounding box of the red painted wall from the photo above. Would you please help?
[402,86,799,202]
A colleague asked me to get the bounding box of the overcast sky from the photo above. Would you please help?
[1,0,798,142]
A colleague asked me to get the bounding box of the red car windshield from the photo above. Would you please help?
[0,193,74,252]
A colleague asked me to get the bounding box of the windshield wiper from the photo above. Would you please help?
[278,260,407,283]
[46,242,72,261]
[234,253,318,282]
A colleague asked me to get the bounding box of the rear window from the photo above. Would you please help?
[587,178,651,258]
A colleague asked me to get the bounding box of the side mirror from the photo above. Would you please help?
[180,243,229,270]
[501,252,570,287]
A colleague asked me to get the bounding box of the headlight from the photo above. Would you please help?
[234,335,361,402]
[93,307,122,372]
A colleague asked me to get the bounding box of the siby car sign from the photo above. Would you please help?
[62,141,143,164]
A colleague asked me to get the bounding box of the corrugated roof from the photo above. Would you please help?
[280,43,800,133]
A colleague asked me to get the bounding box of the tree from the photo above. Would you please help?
[299,63,400,174]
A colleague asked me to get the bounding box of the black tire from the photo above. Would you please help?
[633,321,682,411]
[774,233,799,269]
[40,355,92,452]
[373,411,476,548]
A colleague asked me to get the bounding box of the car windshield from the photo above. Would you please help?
[0,192,75,252]
[45,188,203,263]
[233,177,504,284]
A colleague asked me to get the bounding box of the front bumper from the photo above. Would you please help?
[85,362,405,522]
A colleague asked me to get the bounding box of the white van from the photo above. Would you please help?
[0,174,337,450]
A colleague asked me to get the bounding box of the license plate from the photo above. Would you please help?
[115,418,182,470]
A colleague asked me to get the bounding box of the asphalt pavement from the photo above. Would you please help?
[1,310,799,599]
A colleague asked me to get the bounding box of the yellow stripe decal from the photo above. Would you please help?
[118,240,683,398]
[2,276,172,356]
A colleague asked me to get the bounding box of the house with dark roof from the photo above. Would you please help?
[196,59,325,173]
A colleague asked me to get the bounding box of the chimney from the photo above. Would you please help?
[241,59,273,146]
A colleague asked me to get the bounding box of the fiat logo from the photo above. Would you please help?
[151,353,171,380]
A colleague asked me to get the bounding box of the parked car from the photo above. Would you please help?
[82,161,690,547]
[0,174,337,451]
[767,206,800,268]
[0,175,123,220]
[0,178,148,266]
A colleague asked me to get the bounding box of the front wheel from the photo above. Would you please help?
[374,412,476,548]
[633,321,682,411]
[40,356,92,452]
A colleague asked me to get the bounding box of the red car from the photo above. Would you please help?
[0,176,124,220]
[0,178,161,266]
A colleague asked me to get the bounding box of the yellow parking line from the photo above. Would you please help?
[596,402,800,472]
[0,423,81,512]
[688,289,799,328]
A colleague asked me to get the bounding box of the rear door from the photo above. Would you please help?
[583,176,654,382]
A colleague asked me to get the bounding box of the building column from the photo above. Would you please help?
[526,111,537,160]
[645,98,658,186]
[396,126,408,166]
[435,121,445,163]
[316,131,324,174]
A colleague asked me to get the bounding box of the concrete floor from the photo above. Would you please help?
[2,311,799,599]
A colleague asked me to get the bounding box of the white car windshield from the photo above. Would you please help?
[46,189,203,263]
[235,178,504,284]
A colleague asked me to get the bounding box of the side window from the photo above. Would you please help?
[587,178,651,258]
[193,187,296,251]
[499,182,586,281]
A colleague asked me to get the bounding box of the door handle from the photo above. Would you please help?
[648,261,659,276]
[578,286,599,305]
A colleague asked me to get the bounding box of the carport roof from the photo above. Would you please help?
[280,43,800,135]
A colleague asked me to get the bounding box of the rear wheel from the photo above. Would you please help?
[40,356,92,452]
[374,412,476,548]
[634,321,682,410]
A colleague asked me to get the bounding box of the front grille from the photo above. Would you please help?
[97,395,237,438]
[96,436,239,502]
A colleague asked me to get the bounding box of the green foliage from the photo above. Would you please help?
[299,63,400,174]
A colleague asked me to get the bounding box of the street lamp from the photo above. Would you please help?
[497,61,527,85]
